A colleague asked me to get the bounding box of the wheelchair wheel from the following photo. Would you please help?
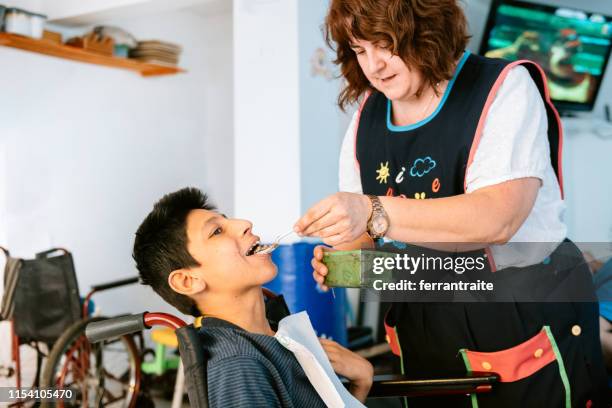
[41,317,141,408]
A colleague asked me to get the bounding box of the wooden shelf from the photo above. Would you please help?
[0,33,185,77]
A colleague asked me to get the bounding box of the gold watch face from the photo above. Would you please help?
[372,215,389,234]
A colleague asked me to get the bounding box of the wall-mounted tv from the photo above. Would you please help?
[479,0,612,113]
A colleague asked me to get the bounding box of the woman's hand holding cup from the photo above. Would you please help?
[311,245,335,291]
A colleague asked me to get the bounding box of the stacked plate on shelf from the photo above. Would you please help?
[129,40,182,66]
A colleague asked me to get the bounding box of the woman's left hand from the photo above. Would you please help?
[294,192,371,247]
[320,338,373,402]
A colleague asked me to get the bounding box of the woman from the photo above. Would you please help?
[294,0,608,406]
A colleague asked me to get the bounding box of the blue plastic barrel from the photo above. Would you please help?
[265,242,347,346]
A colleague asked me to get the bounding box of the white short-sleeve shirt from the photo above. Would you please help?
[338,66,567,267]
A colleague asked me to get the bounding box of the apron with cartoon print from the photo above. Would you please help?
[355,52,608,407]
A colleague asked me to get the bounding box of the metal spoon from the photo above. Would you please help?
[254,230,295,255]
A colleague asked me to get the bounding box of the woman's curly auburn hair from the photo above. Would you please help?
[325,0,470,110]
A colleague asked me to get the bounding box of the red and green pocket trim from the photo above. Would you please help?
[459,326,571,408]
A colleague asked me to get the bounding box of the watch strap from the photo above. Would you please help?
[366,195,389,239]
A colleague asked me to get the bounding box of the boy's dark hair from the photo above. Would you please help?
[133,187,215,316]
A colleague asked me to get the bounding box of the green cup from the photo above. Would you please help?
[322,249,394,288]
[322,250,362,288]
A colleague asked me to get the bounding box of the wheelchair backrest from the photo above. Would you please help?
[1,248,81,345]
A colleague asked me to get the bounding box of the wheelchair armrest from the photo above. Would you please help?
[86,313,147,343]
[368,372,499,398]
[85,312,186,343]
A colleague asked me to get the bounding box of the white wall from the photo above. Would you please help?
[0,8,233,365]
[233,0,301,241]
[298,0,346,213]
[562,123,612,243]
[233,0,350,240]
[1,0,42,12]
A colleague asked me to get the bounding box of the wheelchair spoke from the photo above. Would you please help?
[103,369,125,384]
[100,387,126,406]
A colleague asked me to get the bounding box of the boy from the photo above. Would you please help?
[133,187,373,406]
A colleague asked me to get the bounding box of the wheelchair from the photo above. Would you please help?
[1,247,83,401]
[40,275,145,408]
[1,245,147,407]
[86,288,499,407]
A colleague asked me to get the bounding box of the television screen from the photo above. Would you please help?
[479,0,612,112]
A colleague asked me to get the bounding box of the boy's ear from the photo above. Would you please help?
[168,269,206,296]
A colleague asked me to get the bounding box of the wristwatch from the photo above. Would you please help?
[366,195,390,239]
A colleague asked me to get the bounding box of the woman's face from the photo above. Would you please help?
[350,38,422,101]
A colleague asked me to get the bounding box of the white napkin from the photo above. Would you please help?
[274,311,366,408]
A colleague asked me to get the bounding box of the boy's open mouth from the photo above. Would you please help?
[246,241,265,256]
[246,241,275,256]
[246,241,259,256]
